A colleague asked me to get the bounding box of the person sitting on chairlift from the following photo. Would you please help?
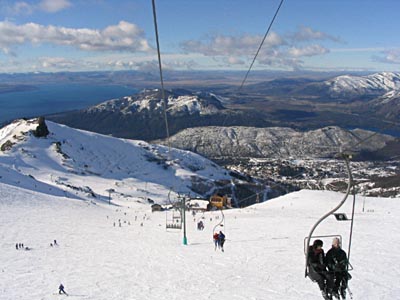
[307,239,334,300]
[326,238,351,300]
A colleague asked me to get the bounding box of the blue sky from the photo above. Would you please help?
[0,0,399,73]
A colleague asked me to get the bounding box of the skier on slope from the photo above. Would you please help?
[218,231,226,252]
[326,238,351,300]
[58,283,68,295]
[213,232,219,250]
[307,239,334,300]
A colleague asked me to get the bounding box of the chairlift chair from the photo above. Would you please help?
[305,154,356,278]
[166,208,182,230]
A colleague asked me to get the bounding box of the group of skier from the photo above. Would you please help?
[308,237,351,300]
[15,240,59,250]
[213,231,226,252]
[15,243,25,250]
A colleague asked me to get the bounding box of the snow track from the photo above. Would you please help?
[1,186,400,299]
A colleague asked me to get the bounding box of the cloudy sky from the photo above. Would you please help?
[0,0,399,73]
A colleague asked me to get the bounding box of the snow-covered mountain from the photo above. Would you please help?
[48,89,269,140]
[0,118,237,204]
[157,126,396,159]
[246,71,400,101]
[326,72,400,99]
[370,90,400,120]
[87,89,225,116]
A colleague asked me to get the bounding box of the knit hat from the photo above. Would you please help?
[313,239,323,248]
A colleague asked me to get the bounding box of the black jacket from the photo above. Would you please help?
[308,246,327,273]
[326,247,348,272]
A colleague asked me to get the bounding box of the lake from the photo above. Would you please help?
[0,84,138,125]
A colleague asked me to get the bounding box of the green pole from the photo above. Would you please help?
[182,196,187,245]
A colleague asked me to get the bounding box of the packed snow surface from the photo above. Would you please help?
[1,118,399,299]
[1,185,399,300]
[0,119,230,203]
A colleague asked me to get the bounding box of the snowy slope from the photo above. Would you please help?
[327,72,400,98]
[370,90,400,120]
[0,118,231,204]
[1,118,399,300]
[1,183,399,300]
[87,89,224,116]
[161,125,395,159]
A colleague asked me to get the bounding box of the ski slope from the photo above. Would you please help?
[0,119,231,204]
[1,184,399,300]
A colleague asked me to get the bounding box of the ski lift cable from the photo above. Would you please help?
[238,0,285,92]
[228,142,355,210]
[216,0,284,124]
[231,167,328,208]
[341,118,400,153]
[151,0,171,152]
[301,117,400,161]
[304,154,353,278]
[233,190,265,207]
[232,173,308,208]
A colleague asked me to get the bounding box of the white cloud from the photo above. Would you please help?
[181,28,337,70]
[107,59,197,72]
[1,55,199,73]
[39,57,83,69]
[372,49,400,64]
[289,26,341,43]
[7,0,71,15]
[288,45,329,57]
[331,47,386,53]
[181,32,285,57]
[257,49,303,69]
[0,21,152,54]
[226,56,245,65]
[9,2,34,15]
[38,0,71,13]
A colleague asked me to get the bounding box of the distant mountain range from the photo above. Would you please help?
[48,88,270,140]
[245,72,400,101]
[46,72,400,161]
[155,126,397,160]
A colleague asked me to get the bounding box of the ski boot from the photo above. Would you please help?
[321,290,332,300]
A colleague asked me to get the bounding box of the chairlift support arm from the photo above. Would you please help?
[304,154,353,277]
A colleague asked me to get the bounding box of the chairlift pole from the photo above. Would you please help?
[362,192,366,213]
[107,188,114,205]
[347,187,357,264]
[182,196,187,245]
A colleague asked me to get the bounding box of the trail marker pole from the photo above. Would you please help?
[182,196,187,245]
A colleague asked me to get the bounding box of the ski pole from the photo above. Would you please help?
[347,285,353,299]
